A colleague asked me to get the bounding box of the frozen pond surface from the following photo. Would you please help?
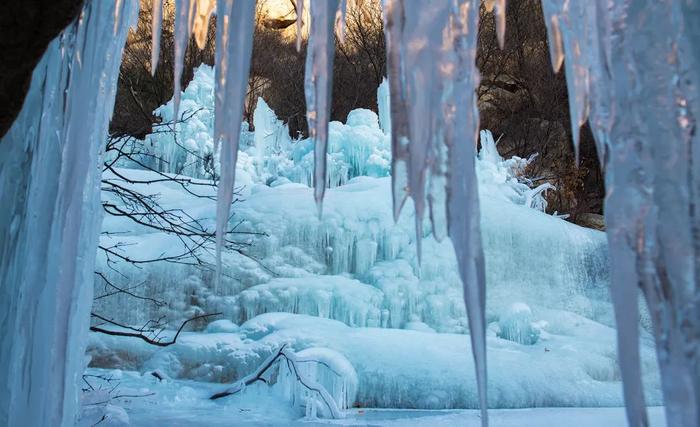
[79,368,666,427]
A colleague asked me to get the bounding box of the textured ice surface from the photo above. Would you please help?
[96,77,610,336]
[78,367,668,427]
[0,1,137,425]
[87,312,661,410]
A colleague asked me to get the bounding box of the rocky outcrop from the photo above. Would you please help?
[0,1,83,138]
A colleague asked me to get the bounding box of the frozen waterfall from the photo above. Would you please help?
[1,0,698,426]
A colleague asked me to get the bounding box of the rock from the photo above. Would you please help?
[575,213,606,231]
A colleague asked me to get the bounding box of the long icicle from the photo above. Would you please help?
[381,0,410,223]
[446,1,488,425]
[494,0,506,49]
[150,0,163,75]
[295,0,304,52]
[173,0,196,121]
[214,0,256,286]
[305,0,340,215]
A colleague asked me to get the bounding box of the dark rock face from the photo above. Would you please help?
[0,0,84,138]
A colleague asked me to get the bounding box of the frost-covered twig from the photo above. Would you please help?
[90,312,222,347]
[210,345,342,419]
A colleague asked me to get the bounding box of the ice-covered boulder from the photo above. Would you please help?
[497,303,540,345]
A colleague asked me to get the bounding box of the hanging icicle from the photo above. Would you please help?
[296,0,305,52]
[381,0,410,223]
[304,0,340,215]
[173,0,196,121]
[213,0,257,287]
[493,0,506,49]
[445,2,489,425]
[336,0,348,44]
[151,0,163,75]
[540,1,700,426]
[539,0,590,163]
[382,1,489,423]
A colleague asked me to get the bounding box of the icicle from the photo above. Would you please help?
[0,1,138,425]
[151,0,163,75]
[540,0,700,425]
[296,0,304,52]
[304,0,340,215]
[544,13,564,72]
[173,0,196,121]
[336,0,348,44]
[381,0,410,222]
[494,0,506,49]
[382,0,488,420]
[445,1,489,425]
[114,0,124,34]
[383,2,455,259]
[213,0,256,286]
[539,0,590,163]
[193,0,215,49]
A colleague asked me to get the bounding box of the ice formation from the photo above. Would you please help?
[0,1,137,425]
[537,2,700,425]
[91,71,632,417]
[1,0,698,425]
[88,312,662,411]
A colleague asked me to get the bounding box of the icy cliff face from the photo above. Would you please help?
[0,1,137,425]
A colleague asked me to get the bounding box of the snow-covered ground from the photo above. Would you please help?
[79,368,666,426]
[88,65,662,424]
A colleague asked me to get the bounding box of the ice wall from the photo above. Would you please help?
[0,1,137,426]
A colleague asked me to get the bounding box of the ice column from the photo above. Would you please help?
[539,1,700,425]
[212,0,256,286]
[305,0,340,215]
[0,1,137,425]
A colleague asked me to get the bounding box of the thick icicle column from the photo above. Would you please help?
[0,1,137,425]
[381,1,489,424]
[539,1,700,425]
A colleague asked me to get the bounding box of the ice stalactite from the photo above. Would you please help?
[444,2,488,425]
[173,0,195,121]
[212,0,256,286]
[539,0,591,163]
[538,1,700,426]
[336,0,348,44]
[304,0,340,215]
[493,0,507,49]
[295,0,304,52]
[0,1,137,426]
[173,0,214,119]
[381,0,410,223]
[381,1,455,258]
[151,0,163,75]
[381,0,488,424]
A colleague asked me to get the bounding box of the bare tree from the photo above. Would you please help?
[93,112,269,344]
[476,0,604,220]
